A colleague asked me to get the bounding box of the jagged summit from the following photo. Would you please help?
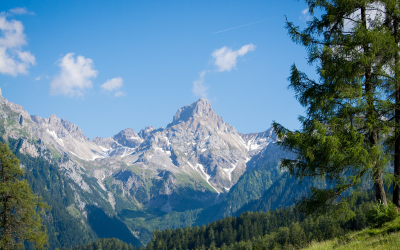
[138,126,158,140]
[112,128,142,148]
[167,98,221,127]
[31,113,90,142]
[114,128,138,139]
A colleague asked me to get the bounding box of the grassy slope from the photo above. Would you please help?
[304,217,400,250]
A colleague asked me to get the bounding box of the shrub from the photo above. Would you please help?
[366,202,398,226]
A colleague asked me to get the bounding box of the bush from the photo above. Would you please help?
[366,202,398,226]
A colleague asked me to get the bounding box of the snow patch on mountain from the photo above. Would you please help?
[46,129,64,146]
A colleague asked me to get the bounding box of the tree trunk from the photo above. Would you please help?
[394,12,400,207]
[361,6,388,205]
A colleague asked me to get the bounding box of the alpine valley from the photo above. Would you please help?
[0,91,310,248]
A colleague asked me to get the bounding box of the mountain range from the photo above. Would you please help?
[0,90,305,248]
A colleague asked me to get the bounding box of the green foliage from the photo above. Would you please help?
[196,157,285,226]
[303,216,400,249]
[6,137,140,248]
[236,172,325,216]
[367,202,398,227]
[0,141,49,250]
[72,238,138,250]
[273,0,393,215]
[86,205,142,247]
[4,138,96,249]
[145,191,376,250]
[385,0,400,210]
[222,160,281,215]
[120,207,203,245]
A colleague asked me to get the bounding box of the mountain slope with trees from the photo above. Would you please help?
[145,191,377,250]
[3,137,142,249]
[0,141,48,250]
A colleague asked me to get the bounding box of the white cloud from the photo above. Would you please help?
[100,77,126,97]
[50,53,98,97]
[35,75,40,80]
[114,91,126,97]
[8,7,35,15]
[300,8,311,22]
[212,43,256,72]
[101,77,123,91]
[0,14,36,76]
[192,44,255,98]
[192,70,208,98]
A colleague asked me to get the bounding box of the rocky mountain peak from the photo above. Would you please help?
[112,128,143,148]
[168,98,221,127]
[114,128,138,138]
[31,114,90,142]
[93,137,116,149]
[139,126,158,140]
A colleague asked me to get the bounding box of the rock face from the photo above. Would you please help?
[113,128,143,148]
[82,99,282,214]
[29,114,106,161]
[161,98,249,191]
[240,127,279,158]
[0,94,286,243]
[90,99,279,193]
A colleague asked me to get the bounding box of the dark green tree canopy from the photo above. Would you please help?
[274,0,395,216]
[0,142,49,249]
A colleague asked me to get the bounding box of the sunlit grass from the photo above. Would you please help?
[303,217,400,250]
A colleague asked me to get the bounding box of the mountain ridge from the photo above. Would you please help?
[0,93,291,246]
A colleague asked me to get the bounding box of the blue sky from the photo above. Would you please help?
[0,0,313,139]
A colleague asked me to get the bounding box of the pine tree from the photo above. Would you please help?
[0,142,49,249]
[382,0,400,208]
[273,0,393,216]
[95,241,102,250]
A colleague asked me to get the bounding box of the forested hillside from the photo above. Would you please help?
[236,172,326,215]
[3,137,142,249]
[194,167,323,227]
[72,238,139,250]
[3,137,96,249]
[145,192,376,250]
[195,142,295,225]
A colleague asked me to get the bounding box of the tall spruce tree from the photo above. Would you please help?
[389,1,400,208]
[382,0,400,208]
[273,0,393,216]
[0,142,49,249]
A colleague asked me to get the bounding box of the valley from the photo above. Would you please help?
[0,91,296,247]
